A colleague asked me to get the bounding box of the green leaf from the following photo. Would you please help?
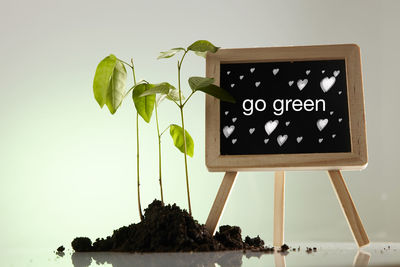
[169,124,194,157]
[166,88,185,102]
[187,40,219,54]
[139,82,176,97]
[188,76,235,103]
[194,51,207,58]
[188,76,215,91]
[93,54,117,108]
[132,83,156,123]
[157,47,185,59]
[105,60,127,114]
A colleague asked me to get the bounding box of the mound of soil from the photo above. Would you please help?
[72,200,266,253]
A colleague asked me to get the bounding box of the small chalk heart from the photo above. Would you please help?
[285,121,290,126]
[306,70,311,75]
[231,84,235,88]
[255,81,261,87]
[223,125,235,138]
[232,117,237,123]
[320,76,336,93]
[333,70,340,77]
[330,111,334,115]
[239,75,244,80]
[322,70,325,73]
[338,91,342,95]
[264,139,269,144]
[297,79,308,91]
[338,118,343,122]
[272,68,279,75]
[232,139,237,144]
[319,138,323,143]
[225,111,229,115]
[227,71,231,75]
[332,134,336,138]
[288,81,294,86]
[277,135,288,146]
[250,68,255,73]
[296,136,303,143]
[265,120,279,135]
[317,118,329,131]
[249,128,255,134]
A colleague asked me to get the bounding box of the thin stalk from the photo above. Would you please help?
[131,59,143,221]
[177,51,192,215]
[155,104,164,204]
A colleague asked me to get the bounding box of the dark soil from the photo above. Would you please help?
[71,200,267,253]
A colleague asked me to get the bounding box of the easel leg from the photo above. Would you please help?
[205,172,238,235]
[328,170,370,248]
[273,171,285,247]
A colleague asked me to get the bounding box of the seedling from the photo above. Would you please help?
[141,40,235,215]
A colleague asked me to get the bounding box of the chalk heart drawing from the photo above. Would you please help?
[272,68,279,75]
[232,139,237,144]
[227,71,231,75]
[250,67,255,73]
[338,118,343,122]
[317,118,329,131]
[319,138,324,143]
[231,83,235,88]
[306,70,311,75]
[297,136,303,143]
[297,79,308,91]
[333,70,340,77]
[277,135,288,146]
[288,81,294,86]
[223,125,235,138]
[322,70,325,73]
[255,81,261,87]
[285,121,290,126]
[240,75,244,80]
[320,76,336,92]
[232,117,237,123]
[338,91,342,95]
[264,139,269,144]
[265,120,279,135]
[332,134,336,138]
[330,111,334,115]
[249,128,255,134]
[225,111,229,115]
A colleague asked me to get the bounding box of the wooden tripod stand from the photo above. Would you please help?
[205,170,369,248]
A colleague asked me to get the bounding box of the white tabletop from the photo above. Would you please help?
[2,242,399,267]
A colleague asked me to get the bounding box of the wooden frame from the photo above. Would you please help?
[205,44,367,171]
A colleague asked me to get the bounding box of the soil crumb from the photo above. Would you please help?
[72,200,266,253]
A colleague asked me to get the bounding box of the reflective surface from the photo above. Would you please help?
[2,243,399,267]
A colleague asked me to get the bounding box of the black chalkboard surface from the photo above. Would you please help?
[220,60,351,155]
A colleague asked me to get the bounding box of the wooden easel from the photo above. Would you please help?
[205,170,369,248]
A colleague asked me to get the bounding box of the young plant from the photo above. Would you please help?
[140,40,235,215]
[93,55,154,221]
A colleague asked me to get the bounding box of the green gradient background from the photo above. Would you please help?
[0,0,399,258]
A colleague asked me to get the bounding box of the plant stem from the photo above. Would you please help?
[155,104,164,204]
[182,91,195,108]
[131,58,143,221]
[177,51,192,216]
[136,112,143,221]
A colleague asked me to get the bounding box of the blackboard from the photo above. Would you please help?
[219,59,351,155]
[205,45,367,171]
